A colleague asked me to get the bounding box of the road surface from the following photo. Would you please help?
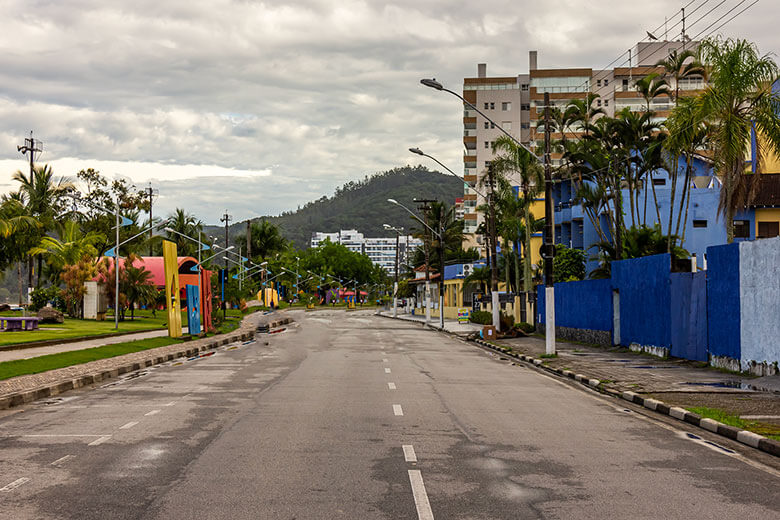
[0,310,778,519]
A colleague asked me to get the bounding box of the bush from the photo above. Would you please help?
[469,310,492,325]
[516,322,535,333]
[499,313,514,331]
[29,286,63,312]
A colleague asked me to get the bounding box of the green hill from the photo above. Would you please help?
[207,165,464,249]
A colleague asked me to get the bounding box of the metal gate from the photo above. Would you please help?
[670,271,708,361]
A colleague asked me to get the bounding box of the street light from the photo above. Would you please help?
[387,199,445,329]
[384,224,404,318]
[421,77,555,351]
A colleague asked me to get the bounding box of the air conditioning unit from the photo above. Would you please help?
[462,263,473,277]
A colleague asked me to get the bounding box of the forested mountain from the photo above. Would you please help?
[205,165,464,249]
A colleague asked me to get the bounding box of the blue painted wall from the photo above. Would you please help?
[536,278,612,332]
[705,243,741,360]
[611,254,672,349]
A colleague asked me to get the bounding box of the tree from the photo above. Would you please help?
[490,135,544,297]
[553,244,586,282]
[698,37,780,242]
[463,266,491,296]
[590,225,688,279]
[634,73,671,113]
[60,254,98,317]
[122,263,157,320]
[165,208,202,256]
[29,220,104,280]
[0,196,40,303]
[656,49,706,106]
[237,220,288,263]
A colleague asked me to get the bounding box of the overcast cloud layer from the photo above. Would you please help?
[0,0,775,223]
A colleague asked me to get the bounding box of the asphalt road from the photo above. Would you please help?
[0,310,778,519]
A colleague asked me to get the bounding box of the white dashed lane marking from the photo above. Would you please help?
[402,444,417,462]
[408,470,434,520]
[385,368,392,374]
[88,436,111,446]
[388,382,397,390]
[163,401,177,407]
[393,404,404,416]
[119,421,139,430]
[50,455,74,467]
[1,478,30,492]
[145,410,160,416]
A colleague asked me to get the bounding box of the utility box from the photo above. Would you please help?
[482,325,496,340]
[83,281,108,320]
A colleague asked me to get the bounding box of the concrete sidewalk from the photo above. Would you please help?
[377,310,482,335]
[494,334,780,440]
[0,329,169,363]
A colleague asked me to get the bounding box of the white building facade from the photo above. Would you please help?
[310,229,422,278]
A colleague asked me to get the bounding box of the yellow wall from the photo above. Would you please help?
[756,208,780,237]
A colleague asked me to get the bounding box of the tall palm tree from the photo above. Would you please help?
[490,135,544,297]
[122,263,156,320]
[240,219,288,262]
[656,49,706,106]
[165,208,202,256]
[0,195,40,303]
[698,37,780,242]
[12,164,73,287]
[634,72,671,113]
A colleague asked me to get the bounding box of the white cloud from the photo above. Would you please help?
[0,0,775,224]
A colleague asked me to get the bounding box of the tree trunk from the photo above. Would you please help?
[667,155,680,252]
[17,261,23,305]
[523,212,533,293]
[675,155,693,240]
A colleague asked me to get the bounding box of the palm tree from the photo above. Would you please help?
[165,208,202,256]
[698,37,780,242]
[122,263,156,320]
[634,73,671,113]
[240,219,288,262]
[463,266,491,296]
[656,49,706,106]
[12,164,73,286]
[490,135,544,298]
[29,220,105,279]
[0,195,40,303]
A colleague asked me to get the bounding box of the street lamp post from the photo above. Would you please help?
[383,224,404,318]
[420,78,555,350]
[388,199,445,330]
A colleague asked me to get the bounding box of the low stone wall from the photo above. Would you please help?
[629,343,670,360]
[535,324,611,347]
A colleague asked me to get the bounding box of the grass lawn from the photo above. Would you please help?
[687,406,780,442]
[0,336,182,381]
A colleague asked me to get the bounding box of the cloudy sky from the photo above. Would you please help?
[0,0,774,224]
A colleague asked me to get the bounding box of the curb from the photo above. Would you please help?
[470,337,780,458]
[0,316,292,411]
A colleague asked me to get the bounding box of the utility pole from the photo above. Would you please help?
[543,92,556,355]
[246,219,252,260]
[145,183,158,256]
[17,132,43,297]
[394,231,399,317]
[486,163,500,331]
[416,199,436,326]
[220,210,232,269]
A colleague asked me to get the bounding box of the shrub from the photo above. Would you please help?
[516,322,535,333]
[499,313,514,331]
[29,286,62,312]
[469,310,492,325]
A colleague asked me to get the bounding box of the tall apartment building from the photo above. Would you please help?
[462,39,706,262]
[310,229,422,278]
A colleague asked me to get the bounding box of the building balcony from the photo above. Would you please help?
[464,175,477,183]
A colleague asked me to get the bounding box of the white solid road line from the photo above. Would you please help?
[388,382,397,390]
[408,470,434,520]
[50,455,74,466]
[402,444,417,462]
[385,368,392,374]
[393,404,404,416]
[119,421,139,430]
[0,478,30,492]
[88,435,111,446]
[145,410,161,416]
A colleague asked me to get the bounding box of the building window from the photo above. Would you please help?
[652,178,666,186]
[604,79,609,86]
[484,141,489,149]
[521,123,530,129]
[604,99,609,106]
[490,122,496,129]
[693,220,708,228]
[502,102,511,111]
[596,79,602,87]
[622,79,629,91]
[502,121,511,131]
[490,102,495,109]
[484,102,489,109]
[521,103,530,111]
[597,99,602,107]
[758,221,780,238]
[521,84,529,91]
[485,161,491,167]
[733,220,750,238]
[484,122,489,129]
